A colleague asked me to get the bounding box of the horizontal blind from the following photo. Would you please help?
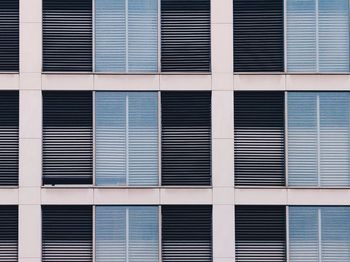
[95,0,158,73]
[96,206,159,262]
[287,92,318,186]
[96,92,158,186]
[161,92,211,186]
[234,92,285,186]
[0,92,18,186]
[161,0,211,72]
[288,92,350,187]
[43,92,93,185]
[162,205,212,262]
[318,0,349,72]
[0,206,17,261]
[289,207,350,262]
[233,0,284,72]
[43,0,93,72]
[0,0,18,71]
[235,206,286,262]
[42,206,92,262]
[287,0,317,72]
[321,207,350,261]
[95,0,126,72]
[289,207,319,262]
[128,0,158,72]
[319,93,350,186]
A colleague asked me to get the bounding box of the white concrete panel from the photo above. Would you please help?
[212,24,233,73]
[42,74,94,90]
[94,188,160,205]
[19,188,40,205]
[212,73,234,91]
[20,23,42,73]
[20,0,42,23]
[19,205,41,258]
[234,74,286,90]
[213,188,234,205]
[160,74,212,90]
[19,139,42,187]
[211,0,233,24]
[213,205,235,258]
[235,188,288,205]
[160,188,212,204]
[41,188,94,204]
[20,73,41,90]
[19,258,41,262]
[94,74,160,90]
[0,189,18,204]
[286,74,350,90]
[212,139,234,187]
[0,74,19,90]
[288,189,350,205]
[212,91,234,139]
[19,90,42,139]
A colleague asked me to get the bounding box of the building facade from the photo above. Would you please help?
[0,0,349,261]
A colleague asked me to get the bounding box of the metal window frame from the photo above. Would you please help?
[92,0,161,73]
[93,205,162,262]
[93,91,162,187]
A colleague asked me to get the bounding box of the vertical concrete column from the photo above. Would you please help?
[211,0,235,261]
[19,0,43,261]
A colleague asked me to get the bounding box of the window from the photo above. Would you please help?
[43,0,210,73]
[162,205,212,262]
[288,92,350,187]
[235,206,286,262]
[161,92,212,186]
[234,92,285,187]
[42,206,93,262]
[43,91,211,186]
[95,92,159,186]
[0,206,18,262]
[0,0,19,71]
[43,0,93,72]
[289,207,350,261]
[96,206,159,262]
[233,0,284,72]
[43,92,93,185]
[43,205,211,261]
[0,92,18,186]
[95,0,158,72]
[287,0,349,72]
[161,0,211,72]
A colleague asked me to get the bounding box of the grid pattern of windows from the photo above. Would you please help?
[43,0,211,73]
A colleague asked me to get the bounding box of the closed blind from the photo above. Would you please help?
[0,206,17,262]
[287,0,349,72]
[318,0,349,72]
[288,92,350,187]
[162,205,212,262]
[96,92,158,186]
[96,206,159,262]
[43,92,93,185]
[161,0,211,72]
[233,0,284,72]
[287,0,317,72]
[235,206,286,262]
[161,92,211,186]
[95,0,158,72]
[234,92,285,186]
[0,92,18,186]
[43,0,93,72]
[0,0,19,71]
[289,207,350,262]
[42,206,92,262]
